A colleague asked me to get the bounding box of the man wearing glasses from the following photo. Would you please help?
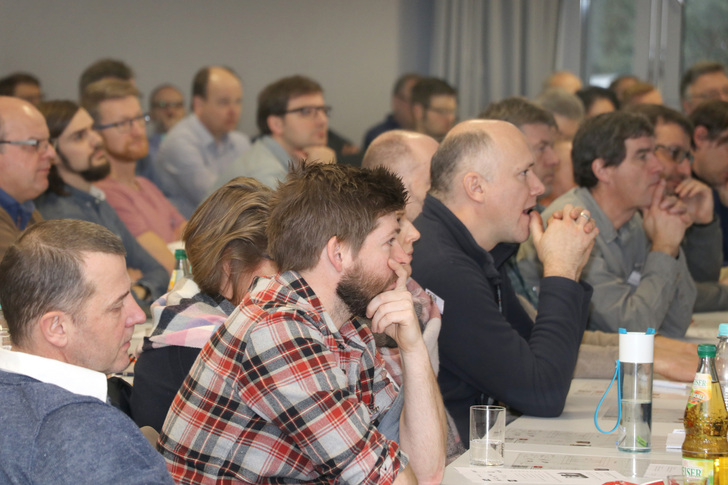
[156,66,251,218]
[83,79,186,273]
[519,111,696,338]
[0,96,56,259]
[410,77,458,143]
[630,104,728,312]
[689,100,728,265]
[148,84,186,158]
[681,61,728,115]
[213,75,336,190]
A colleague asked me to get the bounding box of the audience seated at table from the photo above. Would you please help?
[130,176,274,431]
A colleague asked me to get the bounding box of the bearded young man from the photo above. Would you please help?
[158,163,446,484]
[35,100,168,313]
[83,79,186,272]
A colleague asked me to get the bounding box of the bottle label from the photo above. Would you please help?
[683,457,714,485]
[688,373,711,409]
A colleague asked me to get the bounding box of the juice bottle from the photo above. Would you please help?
[683,344,728,485]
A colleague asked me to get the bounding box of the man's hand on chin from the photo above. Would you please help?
[366,260,423,354]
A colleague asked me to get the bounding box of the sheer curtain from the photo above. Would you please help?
[430,0,563,120]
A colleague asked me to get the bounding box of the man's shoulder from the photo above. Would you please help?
[0,372,172,484]
[35,191,89,220]
[1,371,131,433]
[158,116,205,155]
[541,187,586,218]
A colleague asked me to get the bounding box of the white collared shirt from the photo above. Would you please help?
[0,349,107,402]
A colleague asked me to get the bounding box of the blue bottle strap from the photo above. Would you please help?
[594,359,621,433]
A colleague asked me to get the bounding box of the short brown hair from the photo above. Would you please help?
[184,177,273,302]
[267,163,406,272]
[572,111,653,188]
[78,58,134,98]
[256,75,323,135]
[81,79,140,123]
[690,100,728,142]
[430,129,494,198]
[0,219,125,347]
[681,61,726,102]
[479,97,557,129]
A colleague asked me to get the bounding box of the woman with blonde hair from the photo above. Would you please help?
[130,177,275,431]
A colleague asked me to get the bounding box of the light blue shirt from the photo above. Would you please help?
[156,114,250,218]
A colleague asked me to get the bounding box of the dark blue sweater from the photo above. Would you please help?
[411,195,592,443]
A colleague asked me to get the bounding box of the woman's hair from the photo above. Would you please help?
[184,177,273,302]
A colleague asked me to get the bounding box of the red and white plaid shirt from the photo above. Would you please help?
[157,271,407,484]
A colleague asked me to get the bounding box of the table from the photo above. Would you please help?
[687,311,728,342]
[442,379,690,484]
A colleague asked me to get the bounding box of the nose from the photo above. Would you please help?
[89,128,104,146]
[43,142,57,159]
[528,171,545,196]
[401,218,420,245]
[126,295,146,328]
[648,152,664,175]
[545,146,560,168]
[390,238,410,264]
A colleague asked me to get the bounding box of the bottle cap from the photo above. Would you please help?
[174,249,187,259]
[719,324,728,337]
[618,328,654,363]
[698,344,717,357]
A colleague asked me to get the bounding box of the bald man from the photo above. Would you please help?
[542,70,583,94]
[156,66,251,218]
[0,96,56,259]
[410,120,597,443]
[362,130,438,221]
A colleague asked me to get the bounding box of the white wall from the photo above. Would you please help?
[0,0,411,145]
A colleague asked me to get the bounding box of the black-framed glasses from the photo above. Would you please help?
[655,144,693,165]
[0,138,53,152]
[283,106,332,118]
[152,101,184,109]
[94,114,150,133]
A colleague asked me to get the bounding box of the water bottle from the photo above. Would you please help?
[168,249,192,291]
[617,328,654,452]
[715,323,728,411]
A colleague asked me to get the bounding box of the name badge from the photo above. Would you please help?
[426,289,445,314]
[627,270,641,287]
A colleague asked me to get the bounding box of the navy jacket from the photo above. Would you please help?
[411,195,592,442]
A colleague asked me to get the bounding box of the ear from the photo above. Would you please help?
[192,95,203,116]
[693,125,710,150]
[325,236,347,273]
[591,158,611,184]
[37,310,71,349]
[218,258,234,301]
[412,103,424,122]
[462,172,486,202]
[267,114,284,136]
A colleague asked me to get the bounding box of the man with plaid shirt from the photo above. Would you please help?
[158,163,447,484]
